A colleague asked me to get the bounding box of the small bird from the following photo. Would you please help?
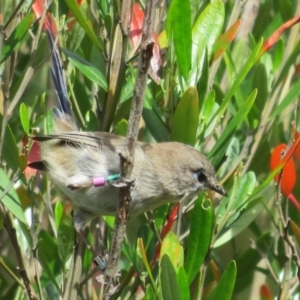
[29,33,227,231]
[31,117,227,230]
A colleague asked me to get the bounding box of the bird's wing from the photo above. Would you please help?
[33,131,126,151]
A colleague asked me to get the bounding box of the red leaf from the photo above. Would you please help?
[270,144,296,196]
[151,203,179,267]
[212,19,241,62]
[149,32,162,84]
[129,3,144,47]
[24,141,41,179]
[260,283,273,300]
[261,15,300,55]
[32,0,58,37]
[287,193,300,212]
[294,131,300,159]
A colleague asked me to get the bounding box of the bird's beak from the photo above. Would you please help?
[208,183,228,197]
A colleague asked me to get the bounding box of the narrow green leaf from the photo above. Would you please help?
[57,213,74,266]
[216,171,256,229]
[215,197,264,248]
[62,48,107,91]
[191,0,224,85]
[0,115,19,172]
[160,232,181,268]
[38,230,60,290]
[160,255,181,300]
[115,119,128,137]
[0,169,26,224]
[143,92,170,142]
[211,260,237,300]
[64,0,103,50]
[235,233,272,293]
[168,0,192,82]
[201,90,215,128]
[54,201,63,228]
[215,38,263,117]
[146,284,156,300]
[66,1,89,51]
[171,86,199,145]
[269,76,300,119]
[214,171,257,247]
[274,40,300,89]
[20,103,30,135]
[185,197,213,283]
[177,266,190,300]
[209,89,257,158]
[85,110,99,131]
[137,238,158,296]
[1,14,34,63]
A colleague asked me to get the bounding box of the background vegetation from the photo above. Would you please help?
[1,0,300,299]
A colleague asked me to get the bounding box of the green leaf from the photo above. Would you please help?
[57,213,74,265]
[214,172,257,247]
[0,115,19,172]
[137,238,158,296]
[115,119,128,137]
[252,63,269,112]
[216,171,256,228]
[66,1,89,51]
[191,0,224,85]
[0,169,26,224]
[160,255,181,300]
[185,197,213,283]
[146,284,157,300]
[274,40,300,89]
[211,260,236,300]
[54,201,63,229]
[215,197,267,249]
[171,86,199,145]
[160,232,182,268]
[235,233,272,293]
[20,103,30,135]
[64,0,103,50]
[199,89,215,137]
[269,76,300,119]
[168,0,192,82]
[209,89,257,159]
[143,92,170,142]
[177,266,190,300]
[38,230,60,290]
[1,14,34,63]
[62,48,107,91]
[216,38,263,118]
[85,110,99,131]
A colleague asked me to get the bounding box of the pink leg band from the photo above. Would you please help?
[92,177,106,187]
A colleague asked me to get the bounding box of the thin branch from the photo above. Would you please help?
[276,147,300,284]
[6,1,49,117]
[0,204,35,300]
[103,0,156,296]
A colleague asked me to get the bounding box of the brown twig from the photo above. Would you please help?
[0,204,36,300]
[249,238,279,284]
[103,0,156,296]
[6,1,49,118]
[276,149,300,285]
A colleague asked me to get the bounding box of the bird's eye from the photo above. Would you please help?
[197,171,206,182]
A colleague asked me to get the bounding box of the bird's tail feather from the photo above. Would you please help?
[46,32,77,132]
[47,32,71,117]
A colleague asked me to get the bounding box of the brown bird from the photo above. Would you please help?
[30,115,227,231]
[29,33,227,232]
